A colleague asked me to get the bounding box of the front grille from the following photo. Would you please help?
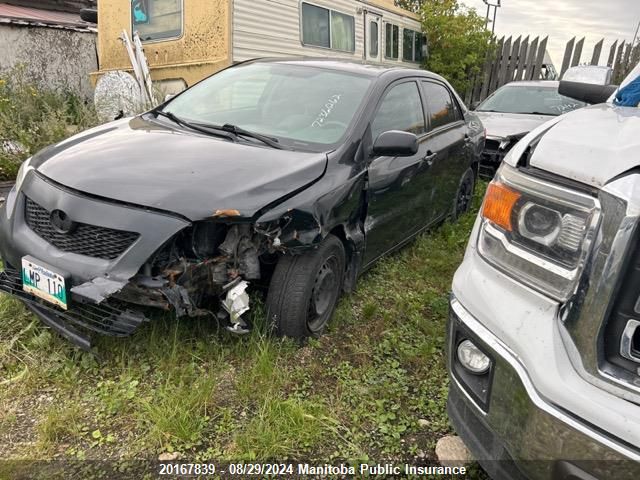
[603,236,640,377]
[24,197,139,260]
[480,139,514,180]
[0,265,147,336]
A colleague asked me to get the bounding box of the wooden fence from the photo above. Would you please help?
[465,36,640,106]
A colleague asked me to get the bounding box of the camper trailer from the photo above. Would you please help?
[91,0,426,93]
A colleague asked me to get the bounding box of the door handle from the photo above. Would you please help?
[423,151,437,166]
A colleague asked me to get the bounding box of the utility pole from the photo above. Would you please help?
[482,0,502,34]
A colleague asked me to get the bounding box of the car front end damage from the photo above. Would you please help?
[479,133,526,179]
[0,166,334,349]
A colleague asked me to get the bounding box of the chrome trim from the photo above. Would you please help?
[621,320,640,364]
[451,297,640,461]
[561,173,640,403]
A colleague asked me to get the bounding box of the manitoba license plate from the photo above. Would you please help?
[21,256,68,310]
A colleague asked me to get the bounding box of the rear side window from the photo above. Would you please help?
[132,0,183,42]
[421,81,461,129]
[371,82,426,141]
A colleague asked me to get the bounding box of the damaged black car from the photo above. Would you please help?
[0,59,484,349]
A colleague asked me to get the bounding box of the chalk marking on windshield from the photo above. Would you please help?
[312,94,342,127]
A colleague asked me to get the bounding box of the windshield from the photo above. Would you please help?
[163,63,373,150]
[477,84,587,116]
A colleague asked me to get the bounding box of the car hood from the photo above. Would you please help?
[475,111,555,139]
[31,117,328,220]
[506,104,640,188]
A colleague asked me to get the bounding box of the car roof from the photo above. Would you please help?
[243,57,439,79]
[501,80,560,88]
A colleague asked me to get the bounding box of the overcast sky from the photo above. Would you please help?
[462,0,640,68]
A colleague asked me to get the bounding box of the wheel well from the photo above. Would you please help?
[329,225,352,267]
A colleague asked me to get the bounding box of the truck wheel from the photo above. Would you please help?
[266,234,346,339]
[452,168,475,220]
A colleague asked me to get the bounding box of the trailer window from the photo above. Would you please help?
[384,23,399,59]
[301,3,355,52]
[132,0,183,42]
[369,21,378,57]
[403,28,425,62]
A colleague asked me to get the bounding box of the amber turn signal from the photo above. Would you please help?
[482,182,521,231]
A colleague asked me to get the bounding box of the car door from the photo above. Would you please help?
[420,80,469,220]
[363,80,437,267]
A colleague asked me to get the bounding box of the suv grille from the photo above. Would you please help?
[24,197,139,260]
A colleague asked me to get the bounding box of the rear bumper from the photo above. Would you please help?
[447,297,640,480]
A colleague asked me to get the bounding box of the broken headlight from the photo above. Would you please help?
[478,163,600,301]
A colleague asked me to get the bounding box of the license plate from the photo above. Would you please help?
[21,256,68,310]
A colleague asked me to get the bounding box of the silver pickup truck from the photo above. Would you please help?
[447,64,640,479]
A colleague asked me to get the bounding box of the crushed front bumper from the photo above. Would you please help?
[448,297,640,480]
[0,173,191,348]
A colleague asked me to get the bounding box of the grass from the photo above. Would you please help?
[0,172,487,477]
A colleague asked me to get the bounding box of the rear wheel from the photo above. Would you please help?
[266,234,346,339]
[452,168,475,220]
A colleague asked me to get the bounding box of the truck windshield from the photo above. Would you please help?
[163,62,373,150]
[477,84,587,116]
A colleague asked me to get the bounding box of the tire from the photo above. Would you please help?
[266,234,346,339]
[452,167,475,221]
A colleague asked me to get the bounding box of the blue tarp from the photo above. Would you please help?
[614,75,640,107]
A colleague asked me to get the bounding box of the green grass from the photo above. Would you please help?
[0,185,486,476]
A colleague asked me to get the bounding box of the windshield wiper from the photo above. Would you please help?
[196,123,284,150]
[151,109,236,141]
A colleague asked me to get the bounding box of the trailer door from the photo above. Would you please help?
[366,13,382,63]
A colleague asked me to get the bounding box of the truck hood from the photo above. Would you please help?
[525,104,640,188]
[475,111,554,139]
[31,116,328,220]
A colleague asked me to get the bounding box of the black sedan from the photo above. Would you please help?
[0,59,484,348]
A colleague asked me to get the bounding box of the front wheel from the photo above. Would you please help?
[266,234,346,339]
[451,167,475,221]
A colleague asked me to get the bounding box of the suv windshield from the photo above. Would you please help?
[477,84,587,116]
[163,62,373,150]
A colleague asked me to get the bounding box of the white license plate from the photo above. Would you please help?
[21,257,68,310]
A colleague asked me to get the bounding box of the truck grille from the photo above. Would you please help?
[480,139,508,179]
[24,197,139,260]
[603,237,640,376]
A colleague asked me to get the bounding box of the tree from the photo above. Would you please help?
[417,0,493,95]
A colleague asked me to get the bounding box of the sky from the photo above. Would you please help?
[462,0,640,69]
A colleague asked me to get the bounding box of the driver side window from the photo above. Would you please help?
[371,82,426,142]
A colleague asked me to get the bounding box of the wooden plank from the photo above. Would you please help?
[514,36,529,81]
[479,40,497,101]
[497,36,512,88]
[505,36,521,85]
[525,36,539,80]
[560,37,575,78]
[571,37,584,67]
[489,37,505,94]
[613,41,626,84]
[591,39,604,65]
[622,42,634,79]
[607,40,618,67]
[631,44,640,73]
[532,36,548,80]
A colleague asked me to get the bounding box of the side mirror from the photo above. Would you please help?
[372,130,418,157]
[558,81,618,105]
[559,65,618,104]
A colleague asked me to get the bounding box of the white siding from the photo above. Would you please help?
[231,0,422,67]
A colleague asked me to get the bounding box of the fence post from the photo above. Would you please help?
[560,37,575,78]
[591,39,604,65]
[607,40,618,67]
[571,37,584,67]
[525,36,539,80]
[533,37,548,80]
[514,36,529,81]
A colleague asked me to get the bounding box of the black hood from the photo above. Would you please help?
[31,117,328,221]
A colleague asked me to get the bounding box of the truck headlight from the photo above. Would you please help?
[478,163,600,301]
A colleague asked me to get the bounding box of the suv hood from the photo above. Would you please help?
[475,111,554,139]
[30,117,328,220]
[524,104,640,188]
